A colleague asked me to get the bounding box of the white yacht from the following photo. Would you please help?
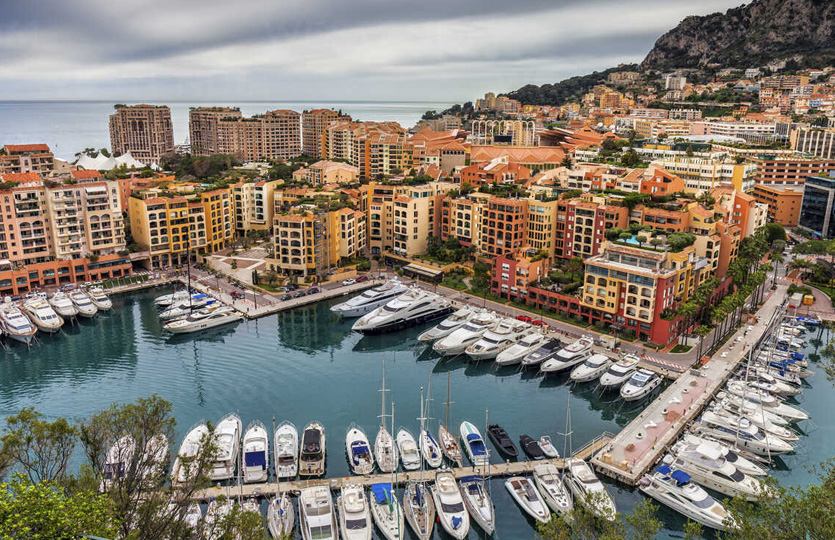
[521,338,564,368]
[459,475,494,533]
[496,330,549,366]
[620,369,662,401]
[639,464,733,531]
[725,381,809,422]
[100,436,136,491]
[672,434,768,477]
[158,294,212,320]
[163,305,242,334]
[717,392,791,428]
[22,296,63,333]
[396,428,421,471]
[465,318,531,361]
[564,458,617,521]
[210,413,242,481]
[369,483,405,540]
[419,428,443,469]
[204,498,234,539]
[533,464,574,517]
[694,411,794,456]
[670,444,772,501]
[242,420,269,483]
[570,353,613,383]
[404,481,435,540]
[352,288,453,334]
[182,503,203,529]
[375,424,397,474]
[154,289,190,307]
[69,289,97,317]
[505,476,550,524]
[331,279,407,318]
[87,286,112,311]
[299,486,338,540]
[337,484,372,540]
[433,310,499,356]
[346,424,375,475]
[300,421,326,477]
[268,494,295,539]
[599,354,641,389]
[274,421,299,479]
[171,422,210,484]
[432,471,470,540]
[711,403,798,442]
[541,336,594,374]
[539,436,559,459]
[417,306,476,342]
[0,299,37,344]
[739,370,801,396]
[460,421,489,467]
[49,291,79,320]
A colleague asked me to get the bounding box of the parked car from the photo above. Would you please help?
[307,287,321,295]
[280,294,292,301]
[532,319,546,326]
[285,284,299,291]
[516,315,532,323]
[356,275,369,283]
[294,291,306,299]
[342,278,356,286]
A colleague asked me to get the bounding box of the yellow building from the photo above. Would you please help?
[231,179,282,233]
[337,208,367,259]
[198,189,233,253]
[306,160,359,185]
[272,210,340,279]
[129,192,199,268]
[525,198,560,258]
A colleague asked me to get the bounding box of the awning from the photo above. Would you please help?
[403,263,443,279]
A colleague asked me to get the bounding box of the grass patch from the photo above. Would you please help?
[810,282,835,302]
[441,277,468,291]
[101,275,149,289]
[254,283,284,293]
[670,344,693,353]
[465,289,510,304]
[644,342,664,350]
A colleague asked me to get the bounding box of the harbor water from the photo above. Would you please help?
[0,289,831,539]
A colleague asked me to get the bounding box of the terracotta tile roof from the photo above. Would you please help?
[0,172,41,183]
[3,144,51,153]
[70,169,102,179]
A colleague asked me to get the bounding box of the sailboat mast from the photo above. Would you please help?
[381,361,387,429]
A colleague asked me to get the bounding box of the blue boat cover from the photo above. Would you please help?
[193,294,207,299]
[657,464,671,476]
[351,442,370,464]
[372,483,392,504]
[452,516,463,529]
[245,451,266,469]
[791,352,804,360]
[469,439,487,456]
[459,475,483,483]
[671,470,691,486]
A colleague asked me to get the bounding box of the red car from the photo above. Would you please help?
[356,275,370,282]
[532,319,547,326]
[516,315,532,323]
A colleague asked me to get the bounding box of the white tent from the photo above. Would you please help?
[75,151,151,171]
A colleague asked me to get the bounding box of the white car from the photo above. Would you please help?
[342,278,356,286]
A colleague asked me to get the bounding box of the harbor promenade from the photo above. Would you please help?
[591,284,789,485]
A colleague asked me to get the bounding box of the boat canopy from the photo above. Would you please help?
[245,451,266,469]
[451,516,463,529]
[371,483,393,504]
[460,475,483,483]
[468,438,487,456]
[351,442,370,464]
[302,429,321,453]
[671,470,691,486]
[657,464,672,476]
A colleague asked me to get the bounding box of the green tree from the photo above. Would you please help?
[605,228,624,241]
[566,256,584,281]
[636,235,648,246]
[0,407,77,484]
[762,223,786,245]
[561,154,574,169]
[625,499,663,540]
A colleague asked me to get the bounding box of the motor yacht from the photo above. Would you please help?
[181,503,202,529]
[738,369,801,396]
[432,471,470,539]
[539,436,559,459]
[669,444,772,501]
[487,424,518,459]
[419,428,443,469]
[541,336,595,375]
[639,464,733,531]
[69,289,97,317]
[694,411,794,456]
[460,421,489,466]
[417,306,476,342]
[100,436,135,491]
[564,458,617,521]
[403,482,435,540]
[672,434,768,477]
[711,403,798,441]
[521,338,564,368]
[570,353,613,383]
[274,421,298,478]
[163,305,242,334]
[242,420,269,483]
[396,428,421,471]
[438,424,463,467]
[171,422,209,484]
[534,464,573,516]
[138,434,168,483]
[346,424,375,475]
[0,299,37,344]
[209,413,242,481]
[496,330,549,366]
[520,434,545,460]
[465,318,531,361]
[154,289,190,307]
[22,296,63,333]
[505,476,550,524]
[337,484,372,540]
[620,369,662,401]
[331,279,408,318]
[433,310,499,356]
[716,393,791,428]
[300,421,326,476]
[459,475,494,533]
[49,291,79,319]
[725,381,809,421]
[352,288,453,334]
[299,486,338,540]
[599,354,641,389]
[268,494,295,539]
[87,286,112,311]
[204,498,234,539]
[369,483,404,540]
[158,294,212,320]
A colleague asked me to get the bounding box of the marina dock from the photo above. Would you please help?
[190,433,613,501]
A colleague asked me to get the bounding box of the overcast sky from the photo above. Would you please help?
[0,0,743,102]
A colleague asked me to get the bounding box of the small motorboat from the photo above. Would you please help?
[570,353,612,383]
[403,481,435,540]
[87,286,112,311]
[534,464,573,516]
[163,305,242,334]
[158,294,212,320]
[541,336,594,375]
[369,483,404,540]
[459,475,495,533]
[460,421,489,467]
[396,428,421,471]
[242,420,269,483]
[274,421,299,478]
[181,503,202,528]
[521,338,563,368]
[171,422,209,485]
[299,486,338,540]
[599,354,641,389]
[620,369,662,401]
[519,434,545,460]
[539,436,559,459]
[432,471,469,539]
[346,424,375,475]
[505,476,550,524]
[209,413,242,481]
[337,484,372,540]
[69,289,98,317]
[300,421,326,477]
[268,494,295,539]
[496,330,549,366]
[438,424,463,467]
[154,289,190,307]
[487,424,519,459]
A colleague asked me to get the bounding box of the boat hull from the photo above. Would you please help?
[355,307,454,335]
[166,313,242,334]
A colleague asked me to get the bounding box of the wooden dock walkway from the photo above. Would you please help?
[190,433,613,501]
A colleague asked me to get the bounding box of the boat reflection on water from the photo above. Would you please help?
[166,323,241,345]
[278,301,353,353]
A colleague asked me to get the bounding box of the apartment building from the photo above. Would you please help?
[273,211,339,279]
[629,108,668,120]
[650,157,756,193]
[109,104,174,165]
[691,121,778,143]
[799,175,835,238]
[481,198,528,257]
[751,184,803,226]
[562,196,629,259]
[460,157,531,186]
[717,191,767,239]
[491,249,551,300]
[790,128,835,160]
[322,122,413,179]
[231,179,282,233]
[525,199,560,258]
[304,160,359,185]
[751,156,835,191]
[633,119,692,139]
[217,110,301,161]
[197,189,233,253]
[302,109,339,158]
[189,107,242,155]
[337,208,367,259]
[0,144,55,175]
[639,168,686,196]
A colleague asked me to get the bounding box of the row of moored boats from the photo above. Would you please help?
[153,289,243,334]
[0,287,112,344]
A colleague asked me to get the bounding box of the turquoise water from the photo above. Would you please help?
[0,289,830,539]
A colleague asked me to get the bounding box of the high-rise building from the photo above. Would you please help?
[302,109,339,158]
[188,107,242,155]
[109,104,174,165]
[790,128,835,160]
[799,175,835,238]
[216,110,301,161]
[0,144,55,175]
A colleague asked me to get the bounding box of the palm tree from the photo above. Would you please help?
[695,324,712,361]
[769,252,784,287]
[565,257,584,281]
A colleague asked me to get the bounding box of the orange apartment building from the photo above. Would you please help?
[109,104,174,165]
[0,144,55,175]
[751,156,835,191]
[639,168,686,196]
[751,184,804,226]
[189,107,243,155]
[491,248,551,300]
[216,109,301,161]
[460,157,532,186]
[481,198,528,257]
[323,121,414,179]
[302,109,339,158]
